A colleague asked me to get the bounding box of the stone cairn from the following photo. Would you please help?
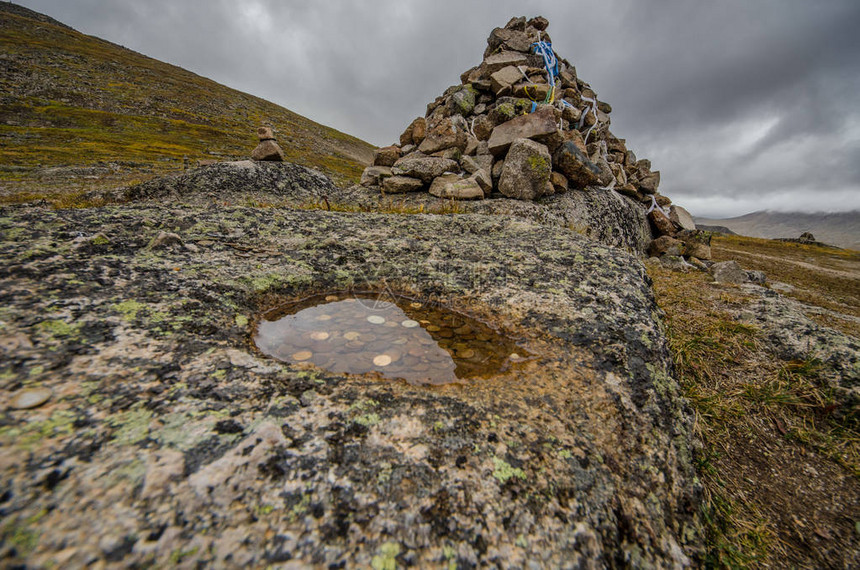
[251,126,285,161]
[360,16,707,260]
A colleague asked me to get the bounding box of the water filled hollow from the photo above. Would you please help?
[254,292,526,385]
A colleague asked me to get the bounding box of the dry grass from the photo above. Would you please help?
[649,243,860,567]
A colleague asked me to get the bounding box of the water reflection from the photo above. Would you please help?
[254,293,524,385]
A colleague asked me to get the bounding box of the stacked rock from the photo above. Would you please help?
[361,16,673,210]
[251,127,285,161]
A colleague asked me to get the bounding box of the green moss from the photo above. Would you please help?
[527,154,550,181]
[355,413,380,427]
[112,299,146,321]
[35,319,78,338]
[371,542,401,570]
[492,457,526,484]
[110,406,152,446]
[234,314,249,328]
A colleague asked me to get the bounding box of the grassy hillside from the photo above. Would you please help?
[0,3,374,197]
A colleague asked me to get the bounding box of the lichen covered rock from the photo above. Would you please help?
[0,202,702,568]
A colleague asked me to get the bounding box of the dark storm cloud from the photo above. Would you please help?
[13,0,860,217]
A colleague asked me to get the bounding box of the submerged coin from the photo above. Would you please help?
[373,354,392,367]
[12,388,52,410]
[292,350,313,361]
[343,331,361,341]
[367,315,386,325]
[310,331,330,341]
[401,320,419,328]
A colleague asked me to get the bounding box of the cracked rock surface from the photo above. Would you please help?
[0,199,701,567]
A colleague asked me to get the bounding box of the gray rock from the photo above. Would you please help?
[360,166,392,188]
[256,126,274,141]
[746,270,767,285]
[670,205,696,231]
[373,145,401,167]
[683,241,712,261]
[428,174,484,200]
[418,117,468,155]
[487,107,558,156]
[498,138,553,200]
[450,86,476,116]
[733,289,860,417]
[391,155,459,183]
[92,161,339,206]
[484,27,533,57]
[710,260,750,284]
[471,169,492,194]
[648,236,683,258]
[399,117,427,147]
[481,52,529,76]
[490,65,525,97]
[553,141,601,188]
[149,231,183,249]
[660,255,692,271]
[382,175,424,194]
[0,203,701,567]
[639,172,661,194]
[250,139,285,162]
[11,388,52,409]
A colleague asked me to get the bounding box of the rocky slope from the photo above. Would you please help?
[0,3,374,192]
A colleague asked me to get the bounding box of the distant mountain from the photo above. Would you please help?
[695,210,860,250]
[0,2,374,194]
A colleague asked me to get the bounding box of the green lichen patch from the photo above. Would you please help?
[492,457,526,484]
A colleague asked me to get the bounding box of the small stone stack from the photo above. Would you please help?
[251,127,285,161]
[360,16,702,249]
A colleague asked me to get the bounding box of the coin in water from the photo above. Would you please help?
[461,349,479,360]
[310,331,330,341]
[401,320,419,328]
[373,354,392,367]
[292,350,313,361]
[367,315,386,325]
[410,302,422,309]
[343,331,361,341]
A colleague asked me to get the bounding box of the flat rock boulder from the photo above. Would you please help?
[250,139,285,161]
[428,174,484,200]
[360,166,392,187]
[670,205,696,231]
[391,155,459,183]
[481,51,529,75]
[373,145,401,167]
[88,160,338,205]
[382,175,424,194]
[418,117,468,155]
[0,204,701,567]
[710,260,750,284]
[487,106,559,156]
[498,138,553,200]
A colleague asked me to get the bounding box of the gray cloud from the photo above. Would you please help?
[14,0,860,217]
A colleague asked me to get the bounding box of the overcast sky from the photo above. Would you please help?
[15,0,860,218]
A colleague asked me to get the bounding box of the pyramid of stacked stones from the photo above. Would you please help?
[360,16,695,240]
